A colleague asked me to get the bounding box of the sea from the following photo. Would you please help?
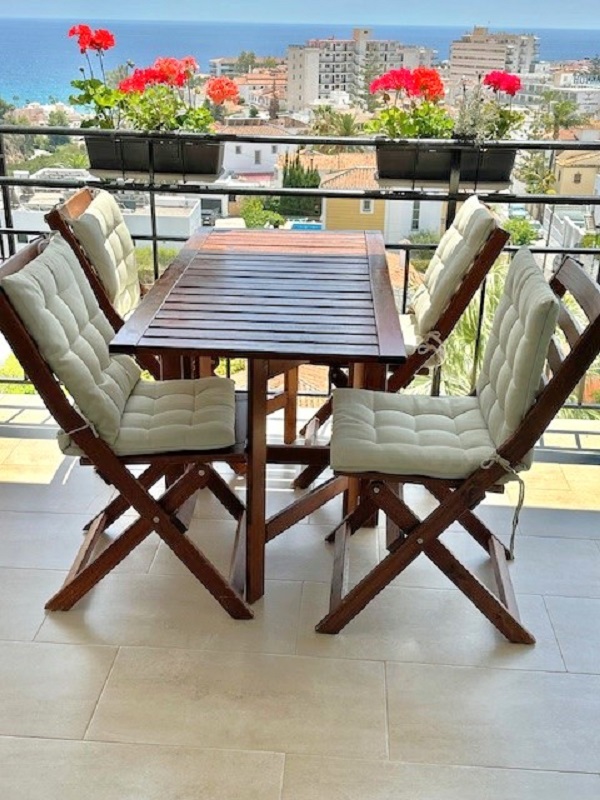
[1,17,599,105]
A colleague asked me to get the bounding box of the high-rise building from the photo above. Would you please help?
[286,28,434,112]
[449,26,539,90]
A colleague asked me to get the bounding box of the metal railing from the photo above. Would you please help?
[1,125,599,412]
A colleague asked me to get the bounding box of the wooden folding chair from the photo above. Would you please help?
[317,248,600,640]
[294,195,509,489]
[0,235,252,619]
[47,188,300,443]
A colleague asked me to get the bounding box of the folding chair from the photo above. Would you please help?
[0,235,252,619]
[47,187,300,443]
[294,194,509,489]
[317,248,600,640]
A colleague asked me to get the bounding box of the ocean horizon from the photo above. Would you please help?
[1,18,599,105]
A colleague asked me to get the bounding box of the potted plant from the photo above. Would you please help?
[67,24,239,175]
[366,66,523,182]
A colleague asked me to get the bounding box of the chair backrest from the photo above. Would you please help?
[45,187,141,320]
[475,247,600,476]
[411,195,502,336]
[0,235,141,448]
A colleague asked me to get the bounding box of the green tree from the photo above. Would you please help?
[515,151,556,196]
[0,97,15,122]
[263,57,279,69]
[249,105,259,118]
[275,152,321,217]
[504,219,539,246]
[268,87,280,120]
[47,109,70,150]
[310,106,364,153]
[351,52,383,113]
[540,90,585,139]
[407,229,440,272]
[239,197,285,228]
[235,51,257,75]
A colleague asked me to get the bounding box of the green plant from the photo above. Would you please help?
[0,354,37,395]
[454,72,524,142]
[67,24,238,132]
[366,67,454,139]
[504,219,540,246]
[239,197,285,228]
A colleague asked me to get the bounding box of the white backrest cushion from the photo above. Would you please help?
[0,235,141,445]
[69,189,141,318]
[411,196,497,335]
[476,247,559,465]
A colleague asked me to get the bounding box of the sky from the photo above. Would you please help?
[0,0,599,29]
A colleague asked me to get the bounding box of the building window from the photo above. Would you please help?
[271,145,278,154]
[235,145,242,155]
[254,150,262,165]
[411,200,421,231]
[573,172,582,184]
[360,199,374,214]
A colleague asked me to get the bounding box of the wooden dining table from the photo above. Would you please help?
[110,228,405,603]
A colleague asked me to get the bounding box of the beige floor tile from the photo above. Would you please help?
[37,575,302,655]
[386,662,600,771]
[0,737,284,800]
[0,436,19,462]
[0,568,65,641]
[296,583,564,671]
[517,488,600,511]
[0,458,114,514]
[0,510,158,573]
[517,507,600,539]
[545,596,600,674]
[508,535,600,598]
[1,438,64,468]
[0,642,116,739]
[87,647,387,758]
[282,754,600,800]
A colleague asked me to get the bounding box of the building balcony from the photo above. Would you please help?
[0,126,599,796]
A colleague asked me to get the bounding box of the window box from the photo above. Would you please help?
[375,142,517,183]
[84,135,224,177]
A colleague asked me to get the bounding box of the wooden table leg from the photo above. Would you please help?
[246,358,268,604]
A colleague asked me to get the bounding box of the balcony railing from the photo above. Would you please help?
[1,125,599,415]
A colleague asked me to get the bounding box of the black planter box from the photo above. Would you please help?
[375,143,517,183]
[85,136,224,176]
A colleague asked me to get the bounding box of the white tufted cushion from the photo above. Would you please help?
[69,189,141,318]
[411,196,496,336]
[476,247,559,466]
[331,390,495,479]
[331,248,559,480]
[0,235,141,446]
[113,377,236,455]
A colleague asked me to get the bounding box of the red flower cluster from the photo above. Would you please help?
[204,76,239,105]
[118,56,199,93]
[68,24,115,54]
[370,67,445,101]
[483,70,522,96]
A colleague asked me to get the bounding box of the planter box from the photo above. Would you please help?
[85,136,224,176]
[375,143,517,183]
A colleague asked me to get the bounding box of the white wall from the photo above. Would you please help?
[383,199,443,244]
[222,140,297,175]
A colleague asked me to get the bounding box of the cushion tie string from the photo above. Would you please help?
[416,330,445,365]
[481,453,526,558]
[65,420,99,439]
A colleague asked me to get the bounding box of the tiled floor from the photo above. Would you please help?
[0,398,599,798]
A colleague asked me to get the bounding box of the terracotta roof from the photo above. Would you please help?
[215,123,291,137]
[278,151,376,173]
[320,167,379,189]
[556,150,600,168]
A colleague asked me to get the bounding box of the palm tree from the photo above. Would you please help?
[540,90,586,139]
[310,107,364,153]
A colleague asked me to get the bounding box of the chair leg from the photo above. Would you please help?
[47,464,253,620]
[316,480,534,643]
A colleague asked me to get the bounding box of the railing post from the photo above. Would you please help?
[147,139,160,281]
[0,132,16,258]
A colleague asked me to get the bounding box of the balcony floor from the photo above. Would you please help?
[0,396,599,798]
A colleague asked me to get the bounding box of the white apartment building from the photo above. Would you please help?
[517,68,600,114]
[449,26,539,90]
[286,28,434,112]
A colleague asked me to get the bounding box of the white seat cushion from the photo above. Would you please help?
[69,189,141,318]
[331,389,496,479]
[112,377,236,456]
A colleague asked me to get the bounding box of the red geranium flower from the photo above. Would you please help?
[205,76,239,105]
[410,67,445,101]
[68,24,93,53]
[483,70,522,96]
[370,68,414,95]
[90,28,116,52]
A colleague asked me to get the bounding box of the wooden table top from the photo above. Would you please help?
[110,228,405,364]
